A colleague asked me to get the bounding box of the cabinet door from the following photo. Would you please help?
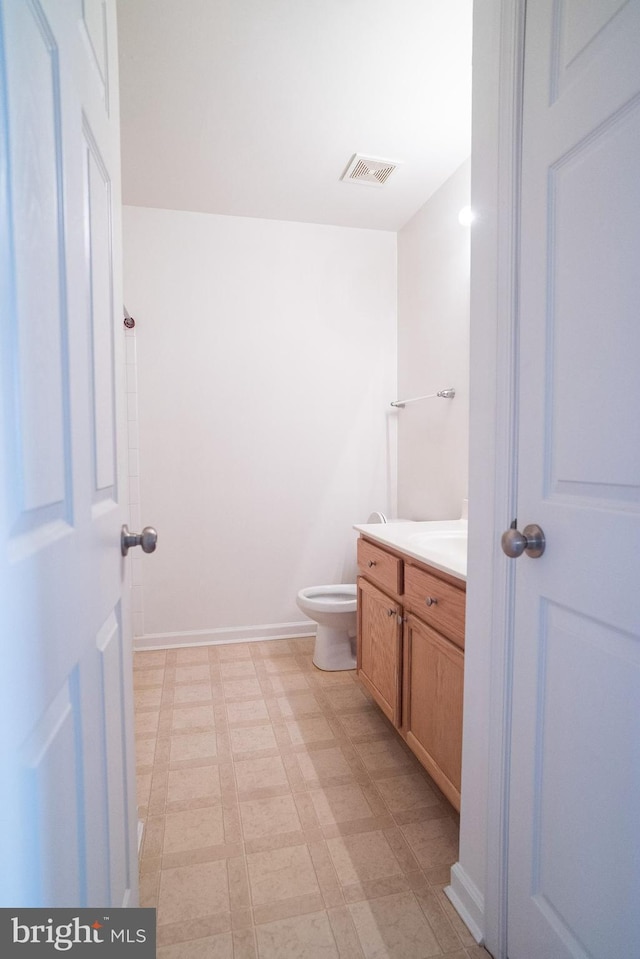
[357,577,402,726]
[404,614,463,810]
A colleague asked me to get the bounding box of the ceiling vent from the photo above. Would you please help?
[340,153,402,187]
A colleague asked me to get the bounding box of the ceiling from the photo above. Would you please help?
[116,0,472,232]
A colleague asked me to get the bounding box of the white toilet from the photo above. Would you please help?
[296,584,357,671]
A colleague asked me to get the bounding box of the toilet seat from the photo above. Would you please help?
[298,584,357,613]
[296,584,357,671]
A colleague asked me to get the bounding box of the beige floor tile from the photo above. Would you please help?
[231,928,258,959]
[327,831,404,887]
[226,700,269,724]
[157,860,230,924]
[295,747,356,785]
[163,806,225,854]
[137,638,465,957]
[327,906,366,958]
[167,765,222,803]
[134,667,165,688]
[223,678,263,700]
[170,731,217,763]
[252,639,294,658]
[217,644,253,661]
[175,665,212,684]
[286,717,336,746]
[246,844,320,906]
[230,724,277,754]
[135,687,163,708]
[400,818,459,870]
[137,772,152,806]
[135,710,161,734]
[355,739,415,776]
[255,911,339,959]
[234,755,290,795]
[375,773,441,813]
[240,794,302,841]
[341,710,395,741]
[268,673,310,693]
[135,650,167,667]
[309,783,375,825]
[171,705,215,731]
[157,931,233,958]
[175,647,211,665]
[220,661,257,679]
[275,692,323,719]
[321,686,369,712]
[307,670,357,687]
[173,684,213,704]
[135,737,157,767]
[262,656,302,674]
[348,892,441,959]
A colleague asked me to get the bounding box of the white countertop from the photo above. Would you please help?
[353,519,467,582]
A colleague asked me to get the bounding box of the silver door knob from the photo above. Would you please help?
[121,524,158,557]
[501,523,545,559]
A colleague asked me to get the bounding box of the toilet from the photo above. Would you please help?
[297,512,393,671]
[296,584,357,671]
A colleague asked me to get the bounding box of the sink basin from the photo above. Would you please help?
[408,530,467,564]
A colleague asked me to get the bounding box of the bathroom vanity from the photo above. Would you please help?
[353,520,466,812]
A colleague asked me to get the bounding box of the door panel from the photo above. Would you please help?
[6,0,70,527]
[530,603,637,956]
[84,122,117,497]
[22,683,82,906]
[0,0,136,907]
[548,101,640,501]
[508,1,640,956]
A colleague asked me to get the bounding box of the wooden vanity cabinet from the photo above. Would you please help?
[356,534,466,811]
[403,614,464,807]
[356,577,403,726]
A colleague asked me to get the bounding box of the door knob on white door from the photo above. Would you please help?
[121,525,158,557]
[501,523,545,559]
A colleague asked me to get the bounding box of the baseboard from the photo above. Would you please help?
[445,862,485,944]
[133,620,315,651]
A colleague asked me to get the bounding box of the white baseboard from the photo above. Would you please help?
[445,862,485,944]
[133,620,315,651]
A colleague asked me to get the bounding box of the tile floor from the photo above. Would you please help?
[134,637,491,959]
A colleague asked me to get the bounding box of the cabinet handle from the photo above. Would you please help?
[387,608,395,617]
[397,614,407,625]
[368,560,376,568]
[425,596,438,607]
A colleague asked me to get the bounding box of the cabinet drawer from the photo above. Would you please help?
[404,564,466,648]
[357,538,402,596]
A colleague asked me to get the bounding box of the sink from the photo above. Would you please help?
[408,530,467,565]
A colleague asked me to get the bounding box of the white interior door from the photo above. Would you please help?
[507,1,640,955]
[0,0,138,906]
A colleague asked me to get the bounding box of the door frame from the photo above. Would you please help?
[466,1,526,957]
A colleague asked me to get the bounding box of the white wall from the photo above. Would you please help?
[122,207,397,644]
[396,159,470,520]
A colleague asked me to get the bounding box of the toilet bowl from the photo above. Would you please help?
[296,584,357,671]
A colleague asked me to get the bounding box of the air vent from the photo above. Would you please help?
[340,154,402,187]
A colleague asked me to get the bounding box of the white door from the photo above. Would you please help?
[507,1,640,956]
[0,0,138,906]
